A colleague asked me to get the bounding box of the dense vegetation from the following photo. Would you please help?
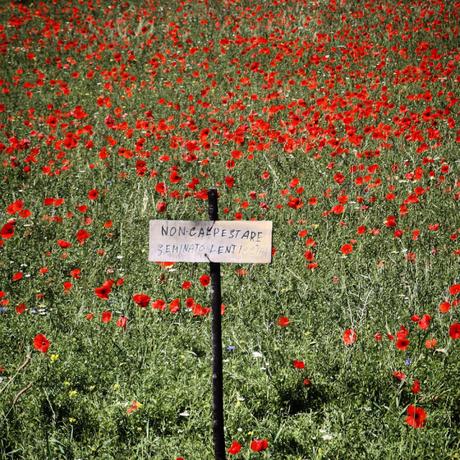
[0,0,459,458]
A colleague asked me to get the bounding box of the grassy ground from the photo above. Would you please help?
[0,0,459,458]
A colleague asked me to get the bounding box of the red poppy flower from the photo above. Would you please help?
[1,220,16,239]
[133,293,151,308]
[250,438,269,452]
[396,338,410,351]
[405,405,427,428]
[70,268,81,279]
[449,322,460,340]
[16,303,26,314]
[76,229,91,244]
[374,332,383,341]
[57,239,72,249]
[411,380,421,394]
[6,199,24,215]
[417,314,431,330]
[384,215,397,228]
[277,316,290,327]
[340,243,353,255]
[343,328,357,345]
[152,299,166,310]
[116,315,128,329]
[94,280,114,300]
[101,310,112,323]
[439,301,451,313]
[225,176,235,188]
[449,284,460,296]
[425,338,437,349]
[393,371,406,381]
[199,274,210,287]
[12,272,23,281]
[293,360,305,369]
[169,298,180,313]
[156,201,167,213]
[33,334,50,353]
[88,189,98,200]
[192,303,211,316]
[228,440,241,455]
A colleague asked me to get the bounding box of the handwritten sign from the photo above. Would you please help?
[149,220,272,263]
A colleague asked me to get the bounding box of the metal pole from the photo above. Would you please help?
[208,188,226,460]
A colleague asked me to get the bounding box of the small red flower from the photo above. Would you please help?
[133,293,151,308]
[88,189,98,200]
[156,201,167,213]
[250,438,269,452]
[1,220,16,239]
[293,360,305,369]
[199,274,210,287]
[101,310,112,323]
[449,284,460,296]
[33,334,50,353]
[94,280,114,300]
[116,315,128,329]
[16,303,26,314]
[405,405,427,428]
[439,301,451,313]
[417,314,431,330]
[228,440,242,455]
[169,298,180,313]
[152,299,165,310]
[12,272,23,281]
[277,316,290,327]
[374,332,383,341]
[76,229,91,244]
[396,338,410,351]
[340,243,353,255]
[449,322,460,340]
[392,370,406,381]
[411,379,421,394]
[343,328,357,345]
[57,239,72,249]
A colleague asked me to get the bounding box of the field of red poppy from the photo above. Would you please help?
[0,0,459,458]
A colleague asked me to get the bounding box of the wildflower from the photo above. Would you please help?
[277,316,290,327]
[1,220,16,239]
[133,293,151,308]
[33,334,50,353]
[250,439,269,452]
[392,371,406,381]
[116,315,128,329]
[199,274,210,287]
[405,405,427,428]
[343,328,357,345]
[396,338,410,351]
[228,440,241,455]
[449,322,460,340]
[293,360,305,369]
[101,310,112,323]
[411,380,421,394]
[94,279,114,300]
[127,400,142,414]
[449,284,460,296]
[340,243,353,255]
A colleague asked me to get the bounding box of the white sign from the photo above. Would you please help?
[149,220,272,263]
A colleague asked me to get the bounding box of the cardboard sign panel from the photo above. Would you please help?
[149,220,272,263]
